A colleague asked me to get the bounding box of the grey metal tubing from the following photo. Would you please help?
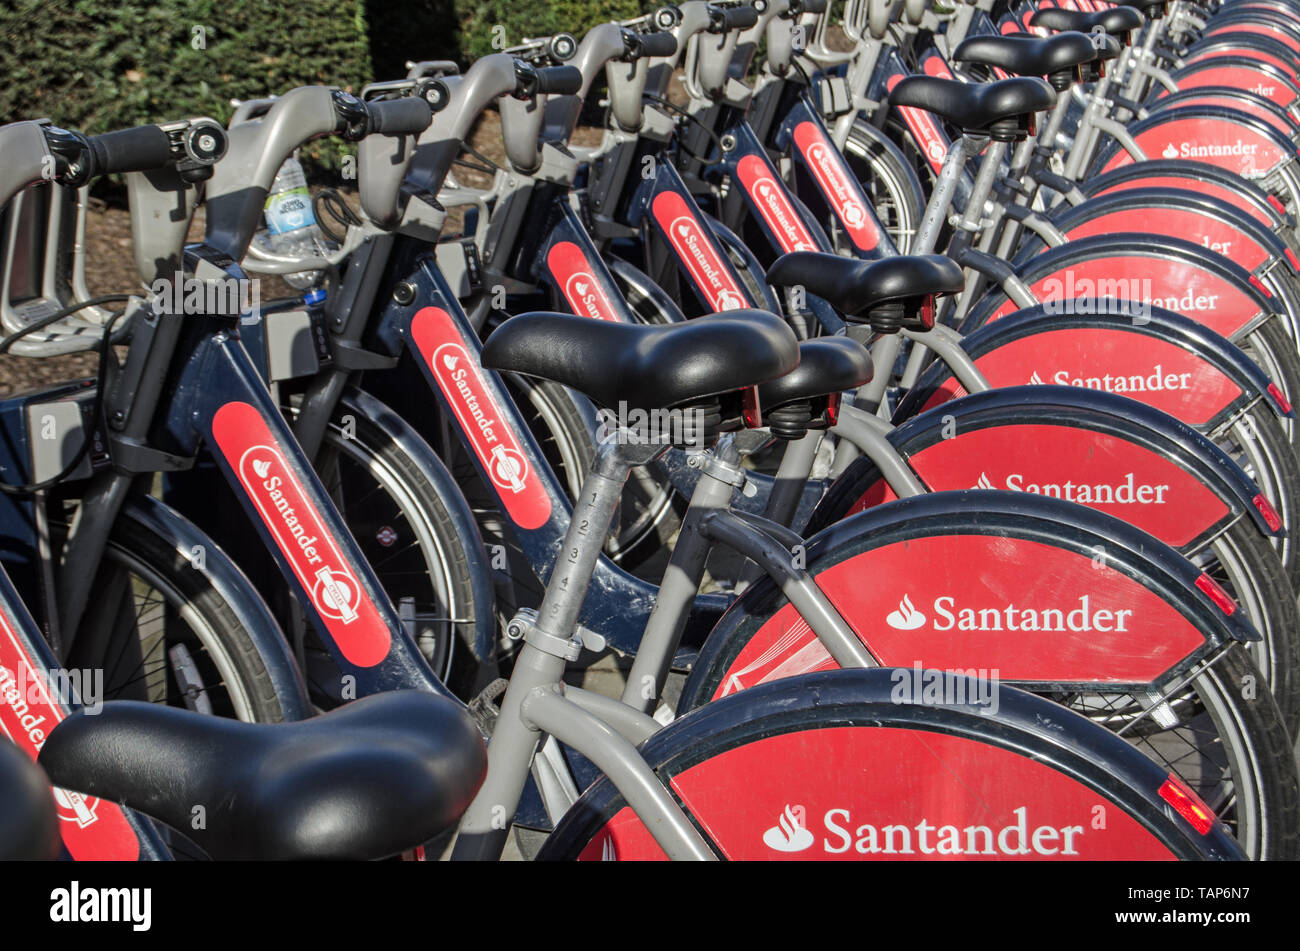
[830,404,929,497]
[564,685,661,745]
[451,646,568,859]
[698,511,876,669]
[913,138,969,254]
[453,439,638,858]
[1039,94,1072,152]
[0,122,52,212]
[900,324,991,395]
[729,508,808,553]
[957,138,1006,238]
[762,430,824,527]
[620,443,736,712]
[1091,115,1148,164]
[522,687,717,860]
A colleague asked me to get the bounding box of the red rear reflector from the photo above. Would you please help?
[1195,573,1237,616]
[1026,111,1036,136]
[1158,775,1216,835]
[1268,381,1292,413]
[1254,493,1283,532]
[1248,274,1271,297]
[742,386,762,428]
[919,294,937,329]
[1268,194,1286,214]
[826,391,842,426]
[1286,248,1300,271]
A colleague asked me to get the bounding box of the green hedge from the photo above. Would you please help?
[0,0,644,173]
[458,0,644,60]
[3,2,368,128]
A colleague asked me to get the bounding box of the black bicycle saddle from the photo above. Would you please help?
[0,739,58,860]
[953,32,1098,88]
[758,337,873,438]
[39,691,488,860]
[888,75,1057,139]
[482,309,800,416]
[1030,5,1144,40]
[765,253,965,330]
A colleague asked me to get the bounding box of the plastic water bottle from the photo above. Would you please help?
[259,157,333,290]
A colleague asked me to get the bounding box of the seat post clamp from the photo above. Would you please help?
[504,608,583,662]
[688,452,758,497]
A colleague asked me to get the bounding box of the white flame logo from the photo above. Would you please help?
[1028,370,1045,385]
[762,804,814,852]
[716,289,745,312]
[252,458,271,480]
[1162,143,1179,159]
[885,593,927,630]
[973,472,994,490]
[443,353,459,372]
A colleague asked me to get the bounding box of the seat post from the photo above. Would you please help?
[533,434,661,640]
[451,432,666,861]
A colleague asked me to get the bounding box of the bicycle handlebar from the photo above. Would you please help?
[84,125,175,176]
[528,65,584,96]
[366,96,435,135]
[712,4,760,31]
[635,30,679,57]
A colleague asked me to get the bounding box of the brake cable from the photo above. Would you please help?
[313,189,364,245]
[0,296,133,495]
[456,140,509,177]
[641,93,728,166]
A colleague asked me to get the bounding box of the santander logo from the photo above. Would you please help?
[565,274,613,321]
[736,155,818,253]
[652,191,747,312]
[763,804,815,852]
[547,241,622,322]
[885,594,927,630]
[435,341,532,495]
[410,307,552,531]
[975,469,1171,505]
[0,609,138,858]
[884,592,1133,633]
[239,443,363,625]
[792,121,880,251]
[211,401,392,667]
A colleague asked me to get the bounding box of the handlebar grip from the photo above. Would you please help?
[637,31,679,57]
[367,96,435,135]
[723,5,760,30]
[533,65,584,95]
[85,125,174,175]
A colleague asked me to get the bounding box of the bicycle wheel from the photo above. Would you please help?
[1238,318,1300,456]
[301,397,490,698]
[841,118,927,254]
[539,668,1251,860]
[683,494,1300,858]
[807,452,1300,737]
[55,511,287,724]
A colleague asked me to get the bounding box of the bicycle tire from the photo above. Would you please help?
[57,511,287,724]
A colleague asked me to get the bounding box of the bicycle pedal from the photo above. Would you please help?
[468,677,510,733]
